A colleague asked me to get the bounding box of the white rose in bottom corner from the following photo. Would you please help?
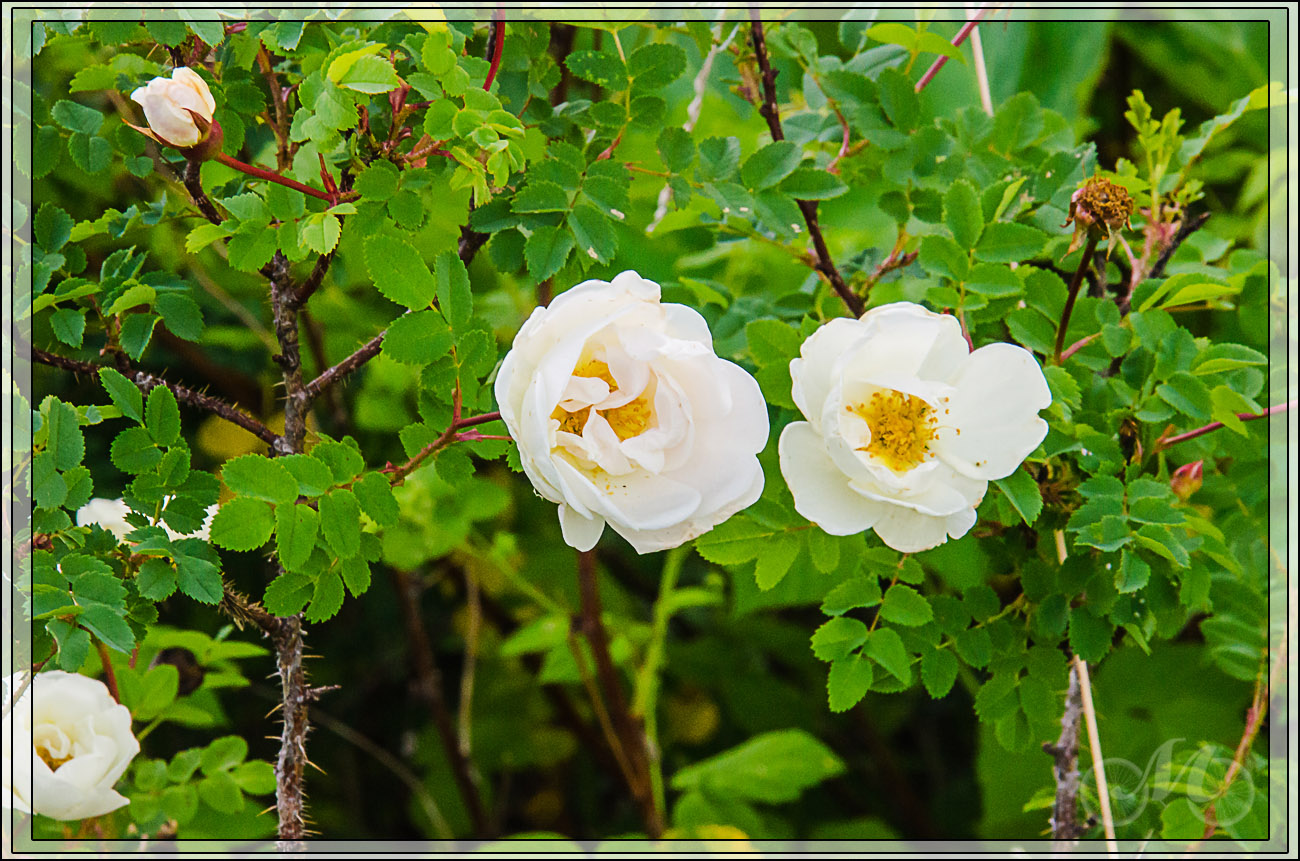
[2,671,140,820]
[778,302,1050,553]
[495,271,770,554]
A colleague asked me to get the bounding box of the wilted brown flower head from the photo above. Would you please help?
[1062,176,1134,257]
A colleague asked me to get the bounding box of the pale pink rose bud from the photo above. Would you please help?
[1170,460,1204,501]
[128,67,222,159]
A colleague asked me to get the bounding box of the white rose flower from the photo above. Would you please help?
[129,67,217,148]
[778,302,1050,553]
[495,271,769,553]
[2,671,140,820]
[76,497,218,542]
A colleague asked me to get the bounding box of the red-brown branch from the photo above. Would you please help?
[216,152,333,202]
[1155,400,1293,450]
[915,9,993,93]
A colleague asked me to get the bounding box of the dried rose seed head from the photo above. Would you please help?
[1062,176,1134,257]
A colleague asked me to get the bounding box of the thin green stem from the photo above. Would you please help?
[631,545,688,819]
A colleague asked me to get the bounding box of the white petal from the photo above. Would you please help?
[870,506,953,553]
[559,504,605,551]
[171,67,216,119]
[611,461,764,554]
[779,422,886,536]
[790,317,862,429]
[853,302,969,383]
[934,343,1051,479]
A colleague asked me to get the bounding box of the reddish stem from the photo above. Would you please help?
[1059,332,1101,363]
[484,12,506,92]
[95,640,121,703]
[915,9,992,93]
[1155,400,1293,450]
[216,152,333,202]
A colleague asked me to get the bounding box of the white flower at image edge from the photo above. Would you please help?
[779,302,1051,553]
[495,271,769,553]
[76,497,217,543]
[129,67,215,148]
[2,671,140,820]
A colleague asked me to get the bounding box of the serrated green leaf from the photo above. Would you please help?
[944,180,984,249]
[994,468,1043,526]
[864,627,911,683]
[524,224,574,282]
[921,647,959,698]
[382,310,453,365]
[144,386,180,447]
[352,472,399,527]
[209,497,274,551]
[740,141,802,190]
[364,234,436,310]
[879,584,933,626]
[110,426,161,473]
[305,568,346,622]
[318,488,362,558]
[222,454,299,505]
[828,655,873,712]
[671,729,844,803]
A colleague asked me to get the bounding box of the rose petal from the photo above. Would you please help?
[934,343,1051,479]
[559,504,605,551]
[790,318,862,429]
[779,422,886,536]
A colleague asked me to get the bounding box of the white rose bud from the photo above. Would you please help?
[2,671,140,820]
[495,271,769,553]
[76,497,218,542]
[779,302,1050,553]
[129,67,220,156]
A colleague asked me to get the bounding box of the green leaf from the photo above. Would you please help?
[670,729,845,804]
[99,368,144,423]
[264,571,313,616]
[299,213,342,255]
[828,655,874,712]
[944,180,984,249]
[975,223,1048,263]
[144,386,180,447]
[864,627,912,683]
[955,626,993,668]
[318,489,362,558]
[306,569,346,622]
[80,604,134,653]
[512,181,570,213]
[67,133,113,174]
[434,250,473,330]
[778,167,848,200]
[810,616,868,662]
[918,234,970,281]
[336,55,400,94]
[1068,607,1113,662]
[131,664,179,721]
[231,760,276,795]
[1116,549,1151,593]
[698,136,740,181]
[994,469,1043,526]
[524,224,574,282]
[754,535,801,590]
[275,504,319,571]
[44,398,85,470]
[198,772,243,814]
[565,50,628,90]
[879,584,933,626]
[628,42,687,90]
[567,204,617,265]
[35,203,73,253]
[921,647,959,698]
[1157,371,1213,421]
[740,141,802,190]
[820,576,883,616]
[221,454,299,505]
[353,472,399,527]
[657,126,695,172]
[311,440,365,483]
[382,310,453,365]
[136,558,178,601]
[354,161,400,200]
[339,555,372,598]
[364,234,436,310]
[51,100,103,135]
[110,426,161,473]
[209,497,274,551]
[877,66,919,131]
[201,735,249,775]
[280,454,335,497]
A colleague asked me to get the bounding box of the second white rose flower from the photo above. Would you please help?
[129,67,217,149]
[779,302,1051,553]
[495,271,769,553]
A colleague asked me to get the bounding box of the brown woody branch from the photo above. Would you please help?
[31,346,278,445]
[1045,663,1085,846]
[749,13,866,318]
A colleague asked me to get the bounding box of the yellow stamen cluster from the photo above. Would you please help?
[851,390,938,472]
[552,359,654,441]
[36,743,73,772]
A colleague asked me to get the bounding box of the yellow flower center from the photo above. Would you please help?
[35,741,73,772]
[851,389,938,472]
[552,359,654,441]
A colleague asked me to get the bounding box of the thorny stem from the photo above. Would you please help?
[382,411,504,486]
[1046,664,1084,845]
[30,347,278,445]
[577,550,663,837]
[1053,233,1101,364]
[915,9,994,93]
[749,13,865,317]
[182,160,223,224]
[1155,400,1293,450]
[256,45,291,169]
